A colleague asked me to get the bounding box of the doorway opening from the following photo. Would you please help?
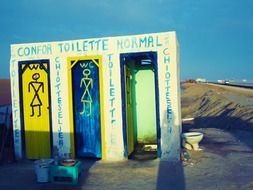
[120,52,161,160]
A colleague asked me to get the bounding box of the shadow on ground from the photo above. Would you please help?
[156,161,185,190]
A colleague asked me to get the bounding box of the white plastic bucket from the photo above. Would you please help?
[34,159,53,183]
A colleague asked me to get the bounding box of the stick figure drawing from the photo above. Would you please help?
[80,69,93,116]
[28,73,44,117]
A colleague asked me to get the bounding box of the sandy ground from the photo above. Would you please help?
[0,82,253,190]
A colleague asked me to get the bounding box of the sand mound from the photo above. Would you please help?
[181,83,253,131]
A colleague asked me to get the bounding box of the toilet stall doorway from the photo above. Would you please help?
[120,52,161,160]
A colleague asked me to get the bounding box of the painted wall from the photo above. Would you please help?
[10,31,181,161]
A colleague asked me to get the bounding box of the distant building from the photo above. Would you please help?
[196,78,207,83]
[0,79,11,105]
[217,80,225,84]
[217,79,229,84]
[0,79,12,128]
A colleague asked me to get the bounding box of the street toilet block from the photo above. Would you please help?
[10,31,181,161]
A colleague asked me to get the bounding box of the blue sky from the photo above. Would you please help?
[1,0,253,81]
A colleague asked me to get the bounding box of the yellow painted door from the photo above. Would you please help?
[20,61,51,159]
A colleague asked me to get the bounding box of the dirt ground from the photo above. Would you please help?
[0,83,253,190]
[181,82,253,190]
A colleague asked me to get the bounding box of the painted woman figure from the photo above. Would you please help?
[28,72,44,117]
[80,69,93,116]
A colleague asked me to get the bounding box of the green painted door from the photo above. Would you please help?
[125,66,134,155]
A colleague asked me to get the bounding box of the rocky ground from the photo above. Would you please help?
[0,82,253,190]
